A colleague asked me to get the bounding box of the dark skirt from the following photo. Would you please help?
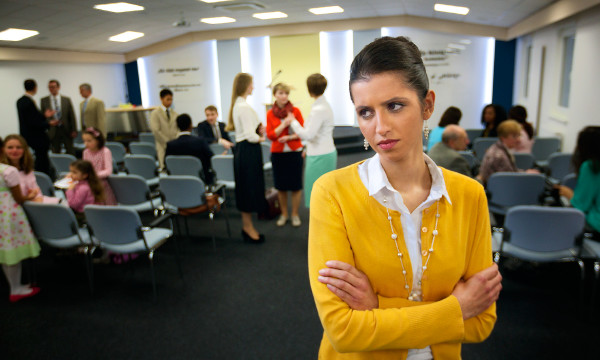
[271,151,303,191]
[234,141,267,213]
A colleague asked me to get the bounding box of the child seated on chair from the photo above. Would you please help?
[65,160,105,224]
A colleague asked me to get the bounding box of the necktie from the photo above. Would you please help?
[82,99,88,127]
[54,97,62,122]
[166,108,170,119]
[212,124,221,140]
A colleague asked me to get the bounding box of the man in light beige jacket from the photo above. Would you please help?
[150,88,178,169]
[79,83,106,135]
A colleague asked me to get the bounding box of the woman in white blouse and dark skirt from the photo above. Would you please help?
[225,73,267,243]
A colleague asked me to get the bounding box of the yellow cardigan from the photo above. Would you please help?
[308,162,496,359]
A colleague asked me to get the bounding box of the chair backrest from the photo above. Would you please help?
[106,142,127,163]
[159,176,206,209]
[562,173,578,190]
[505,205,585,252]
[473,138,498,161]
[458,151,478,169]
[548,152,573,180]
[139,132,155,144]
[49,153,77,175]
[23,202,79,240]
[211,155,235,182]
[513,152,535,170]
[487,172,546,208]
[165,155,202,177]
[84,205,143,245]
[531,137,561,161]
[465,129,482,145]
[108,174,151,205]
[130,142,157,158]
[124,155,158,180]
[34,171,55,197]
[209,143,228,155]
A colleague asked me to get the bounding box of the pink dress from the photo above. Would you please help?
[65,180,98,213]
[0,164,40,266]
[18,170,61,204]
[83,147,117,205]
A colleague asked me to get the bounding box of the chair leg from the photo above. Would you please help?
[591,261,600,317]
[172,235,184,280]
[148,250,157,301]
[184,216,190,239]
[209,212,216,252]
[577,259,585,316]
[223,207,232,239]
[84,246,94,295]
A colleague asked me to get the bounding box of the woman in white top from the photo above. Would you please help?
[226,73,266,243]
[287,73,337,208]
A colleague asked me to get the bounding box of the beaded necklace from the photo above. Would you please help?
[383,198,440,301]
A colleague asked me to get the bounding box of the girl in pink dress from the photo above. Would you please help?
[82,127,117,205]
[65,160,105,214]
[2,134,61,204]
[0,137,41,302]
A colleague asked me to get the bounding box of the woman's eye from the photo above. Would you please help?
[358,108,374,119]
[388,102,403,112]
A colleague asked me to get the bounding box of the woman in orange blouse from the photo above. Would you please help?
[266,83,305,227]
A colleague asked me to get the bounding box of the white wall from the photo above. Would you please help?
[0,61,127,136]
[137,41,220,125]
[513,6,600,152]
[382,27,495,130]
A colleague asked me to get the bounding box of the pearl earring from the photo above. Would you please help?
[363,138,370,150]
[423,121,430,140]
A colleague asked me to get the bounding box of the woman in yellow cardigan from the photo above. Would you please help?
[308,36,502,360]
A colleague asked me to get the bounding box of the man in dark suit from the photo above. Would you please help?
[40,79,77,155]
[428,125,472,177]
[17,79,57,176]
[166,114,215,184]
[195,105,234,153]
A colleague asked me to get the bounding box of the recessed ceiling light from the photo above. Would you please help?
[198,0,234,3]
[200,16,236,24]
[0,28,39,41]
[447,43,466,50]
[94,2,144,13]
[434,4,470,15]
[309,6,344,15]
[459,39,472,45]
[109,31,144,42]
[253,11,288,20]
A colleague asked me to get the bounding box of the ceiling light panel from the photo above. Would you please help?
[309,6,344,15]
[200,17,236,24]
[434,4,470,15]
[0,28,39,41]
[109,31,144,42]
[198,0,235,3]
[253,11,288,20]
[94,2,144,13]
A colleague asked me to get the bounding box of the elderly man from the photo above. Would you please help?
[79,83,106,135]
[428,124,471,176]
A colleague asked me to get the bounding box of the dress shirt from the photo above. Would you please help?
[290,96,335,156]
[232,96,261,143]
[358,153,451,360]
[51,94,62,121]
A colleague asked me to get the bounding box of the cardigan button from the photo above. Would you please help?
[421,227,427,233]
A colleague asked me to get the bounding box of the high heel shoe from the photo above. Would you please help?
[241,230,265,243]
[9,286,41,303]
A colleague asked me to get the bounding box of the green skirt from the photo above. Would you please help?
[304,151,337,208]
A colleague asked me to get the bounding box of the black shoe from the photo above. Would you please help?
[242,230,265,243]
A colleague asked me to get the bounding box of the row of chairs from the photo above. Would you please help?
[459,151,574,180]
[469,136,561,164]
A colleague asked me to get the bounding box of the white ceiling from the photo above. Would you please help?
[0,0,557,54]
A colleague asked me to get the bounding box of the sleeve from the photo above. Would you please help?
[308,179,467,353]
[3,166,21,187]
[570,162,596,214]
[236,104,261,143]
[460,185,497,342]
[97,100,106,136]
[291,106,324,141]
[94,148,113,179]
[23,172,43,199]
[20,99,49,132]
[150,110,169,146]
[66,183,88,211]
[220,123,232,142]
[265,111,279,142]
